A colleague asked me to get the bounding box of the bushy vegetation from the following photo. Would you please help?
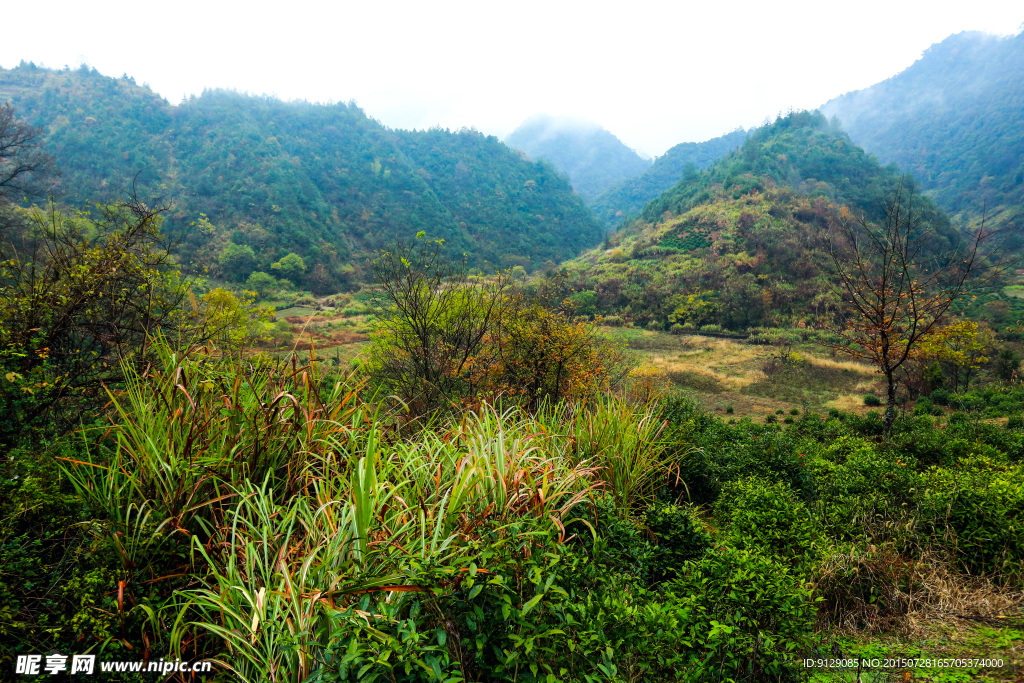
[7,340,1024,680]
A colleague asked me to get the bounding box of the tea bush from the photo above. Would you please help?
[715,478,826,570]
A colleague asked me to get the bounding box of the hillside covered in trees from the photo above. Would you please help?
[505,114,652,201]
[821,31,1024,229]
[560,111,977,330]
[0,63,604,291]
[588,128,748,227]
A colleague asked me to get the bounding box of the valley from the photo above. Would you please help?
[3,21,1024,683]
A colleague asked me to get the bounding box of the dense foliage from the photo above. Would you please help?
[822,30,1024,234]
[0,64,604,290]
[589,128,748,227]
[505,115,652,201]
[6,342,1023,681]
[365,237,626,415]
[3,41,1024,683]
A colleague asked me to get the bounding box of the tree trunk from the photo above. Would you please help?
[884,370,898,432]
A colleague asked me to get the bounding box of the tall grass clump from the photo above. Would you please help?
[57,345,694,680]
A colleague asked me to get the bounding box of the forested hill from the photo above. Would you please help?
[639,111,954,234]
[0,64,603,291]
[821,30,1024,224]
[505,115,652,201]
[589,129,748,228]
[559,111,963,331]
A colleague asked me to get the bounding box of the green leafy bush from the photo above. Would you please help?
[715,478,826,569]
[645,502,712,582]
[668,546,815,681]
[919,463,1024,579]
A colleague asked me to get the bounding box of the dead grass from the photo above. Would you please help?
[816,549,1024,637]
[618,331,881,418]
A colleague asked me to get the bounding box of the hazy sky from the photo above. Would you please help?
[2,1,1021,157]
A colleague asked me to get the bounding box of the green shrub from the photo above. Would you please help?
[725,405,734,414]
[1007,415,1024,430]
[669,546,815,681]
[715,478,826,569]
[863,394,882,407]
[645,502,712,582]
[919,464,1024,579]
[913,397,933,416]
[930,388,953,406]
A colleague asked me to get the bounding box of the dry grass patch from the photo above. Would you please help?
[620,331,885,418]
[816,549,1024,637]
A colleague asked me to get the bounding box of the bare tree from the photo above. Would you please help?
[0,103,54,199]
[827,179,989,431]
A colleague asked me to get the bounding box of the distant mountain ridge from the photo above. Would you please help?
[821,30,1024,223]
[0,64,604,291]
[589,129,748,228]
[505,115,652,201]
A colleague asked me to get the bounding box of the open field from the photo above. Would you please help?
[603,327,887,420]
[271,310,888,418]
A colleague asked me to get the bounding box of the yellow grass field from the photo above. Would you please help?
[607,328,886,420]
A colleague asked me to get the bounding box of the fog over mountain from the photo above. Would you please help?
[505,115,652,201]
[821,30,1024,222]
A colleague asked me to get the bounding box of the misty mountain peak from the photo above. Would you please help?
[505,114,651,201]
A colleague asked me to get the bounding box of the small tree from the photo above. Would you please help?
[367,236,510,415]
[0,197,183,443]
[827,180,987,430]
[910,319,993,393]
[246,270,278,298]
[367,238,627,415]
[271,252,306,283]
[491,293,622,409]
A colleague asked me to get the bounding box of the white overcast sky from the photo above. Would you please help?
[1,1,1021,157]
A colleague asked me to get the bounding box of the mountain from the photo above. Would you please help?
[0,63,603,291]
[558,111,963,331]
[589,129,748,228]
[821,31,1024,225]
[505,115,651,201]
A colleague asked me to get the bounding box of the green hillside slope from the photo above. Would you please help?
[821,31,1024,225]
[560,111,964,331]
[589,128,748,227]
